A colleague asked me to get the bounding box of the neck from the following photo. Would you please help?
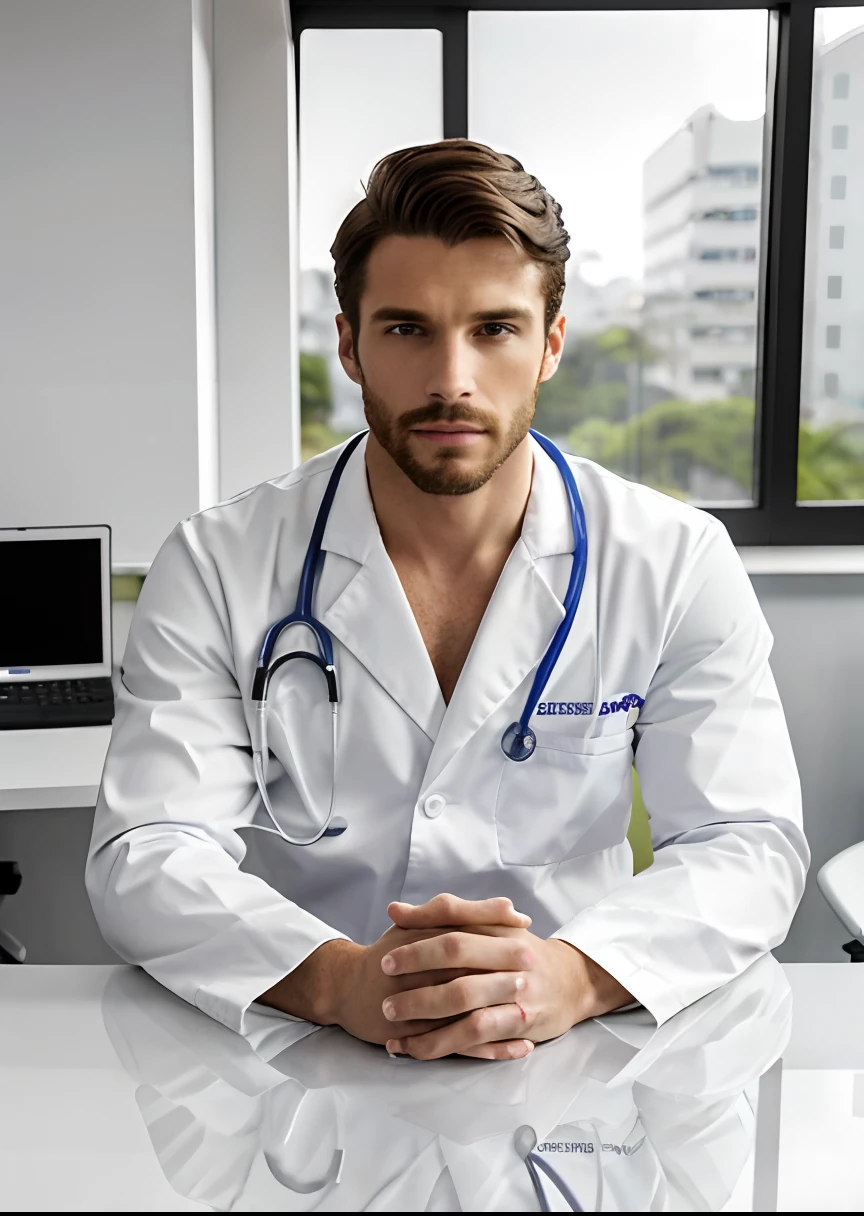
[364,433,534,575]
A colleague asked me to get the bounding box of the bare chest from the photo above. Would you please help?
[393,565,500,705]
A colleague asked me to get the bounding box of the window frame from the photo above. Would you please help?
[290,0,864,545]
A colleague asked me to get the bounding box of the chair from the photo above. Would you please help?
[0,861,26,963]
[816,840,864,962]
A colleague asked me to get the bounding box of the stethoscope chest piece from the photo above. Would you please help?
[501,722,537,761]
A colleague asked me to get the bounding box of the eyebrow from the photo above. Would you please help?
[369,306,535,325]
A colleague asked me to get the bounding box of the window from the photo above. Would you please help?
[699,207,759,222]
[690,325,756,343]
[469,6,767,504]
[696,247,758,262]
[296,2,864,540]
[833,71,850,98]
[706,164,760,184]
[694,288,755,302]
[798,9,864,505]
[297,28,442,461]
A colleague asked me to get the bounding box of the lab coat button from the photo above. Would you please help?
[423,794,446,818]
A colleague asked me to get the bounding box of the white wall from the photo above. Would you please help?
[0,0,201,566]
[0,0,299,564]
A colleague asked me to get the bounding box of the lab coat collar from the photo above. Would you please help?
[319,434,446,742]
[319,432,377,566]
[520,432,575,561]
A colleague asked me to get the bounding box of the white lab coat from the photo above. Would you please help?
[86,434,809,1034]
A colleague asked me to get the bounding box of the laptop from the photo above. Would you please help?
[0,525,115,730]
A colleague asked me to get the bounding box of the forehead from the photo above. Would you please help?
[360,234,546,315]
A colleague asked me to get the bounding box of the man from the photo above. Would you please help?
[87,140,808,1061]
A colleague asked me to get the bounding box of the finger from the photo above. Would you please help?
[388,893,531,930]
[457,1040,535,1061]
[383,970,527,1023]
[387,1003,528,1061]
[388,1038,534,1061]
[382,931,534,977]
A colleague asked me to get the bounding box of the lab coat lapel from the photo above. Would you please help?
[423,437,574,786]
[318,437,446,742]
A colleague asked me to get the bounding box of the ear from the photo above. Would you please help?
[538,314,566,384]
[335,314,362,385]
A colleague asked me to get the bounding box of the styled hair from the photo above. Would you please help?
[330,139,570,337]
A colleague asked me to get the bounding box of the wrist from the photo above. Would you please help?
[313,938,365,1026]
[258,938,363,1026]
[547,938,635,1025]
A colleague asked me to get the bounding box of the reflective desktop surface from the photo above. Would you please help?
[0,958,861,1212]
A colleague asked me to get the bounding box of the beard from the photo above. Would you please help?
[360,376,539,496]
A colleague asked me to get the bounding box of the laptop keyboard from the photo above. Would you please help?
[0,677,112,706]
[0,676,115,729]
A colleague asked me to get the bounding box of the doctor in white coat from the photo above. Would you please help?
[87,139,809,1063]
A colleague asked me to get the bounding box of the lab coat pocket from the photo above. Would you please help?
[494,732,634,866]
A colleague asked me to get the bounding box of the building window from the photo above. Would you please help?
[696,247,757,261]
[705,164,760,183]
[827,275,843,299]
[690,325,756,342]
[829,225,845,249]
[833,72,850,99]
[824,372,840,398]
[699,207,758,222]
[692,367,724,382]
[826,325,841,349]
[694,288,755,302]
[830,175,847,199]
[831,124,849,149]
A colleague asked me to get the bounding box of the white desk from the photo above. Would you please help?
[0,962,862,1212]
[0,726,110,811]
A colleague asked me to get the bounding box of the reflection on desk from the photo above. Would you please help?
[99,955,791,1212]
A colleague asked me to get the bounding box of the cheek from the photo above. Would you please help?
[360,341,421,394]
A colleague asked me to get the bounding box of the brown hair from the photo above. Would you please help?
[330,139,570,338]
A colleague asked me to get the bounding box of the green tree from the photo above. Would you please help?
[798,423,864,501]
[534,326,655,437]
[299,352,332,426]
[568,394,864,503]
[299,351,351,461]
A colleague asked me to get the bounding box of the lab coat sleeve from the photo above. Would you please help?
[551,520,809,1026]
[86,522,349,1034]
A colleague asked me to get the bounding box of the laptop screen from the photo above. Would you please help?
[0,538,104,668]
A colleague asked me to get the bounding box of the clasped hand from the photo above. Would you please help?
[331,894,622,1061]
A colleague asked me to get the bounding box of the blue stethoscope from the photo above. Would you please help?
[514,1125,589,1212]
[246,429,587,847]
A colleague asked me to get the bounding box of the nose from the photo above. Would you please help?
[423,333,476,402]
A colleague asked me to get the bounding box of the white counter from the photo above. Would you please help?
[0,961,862,1212]
[0,726,110,811]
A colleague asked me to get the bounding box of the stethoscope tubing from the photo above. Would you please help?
[248,429,588,843]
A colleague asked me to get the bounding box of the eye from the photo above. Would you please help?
[386,324,422,337]
[479,323,514,338]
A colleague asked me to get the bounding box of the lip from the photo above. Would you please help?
[411,427,486,447]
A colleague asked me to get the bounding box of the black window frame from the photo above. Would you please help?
[290,0,864,546]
